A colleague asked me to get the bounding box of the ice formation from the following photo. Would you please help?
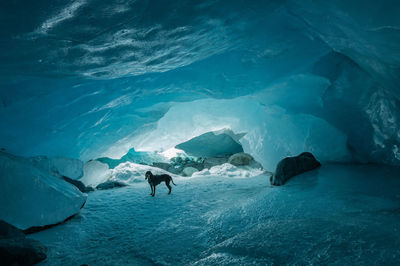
[0,151,86,230]
[175,131,243,157]
[0,1,399,264]
[79,160,112,187]
[0,0,399,168]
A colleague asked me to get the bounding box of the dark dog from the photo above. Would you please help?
[145,171,176,197]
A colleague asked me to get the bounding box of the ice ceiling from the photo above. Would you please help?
[0,0,399,169]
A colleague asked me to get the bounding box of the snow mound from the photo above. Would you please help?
[192,163,264,178]
[0,151,86,231]
[110,162,175,183]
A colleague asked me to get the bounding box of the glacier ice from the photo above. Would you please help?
[28,156,84,179]
[96,148,167,169]
[0,151,86,231]
[133,94,352,170]
[79,160,112,187]
[0,0,399,167]
[175,131,243,157]
[0,1,399,264]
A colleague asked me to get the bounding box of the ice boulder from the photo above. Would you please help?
[175,131,243,157]
[79,160,112,187]
[28,156,84,179]
[182,167,198,177]
[0,151,86,231]
[270,152,321,186]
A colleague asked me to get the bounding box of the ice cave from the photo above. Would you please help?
[0,0,400,265]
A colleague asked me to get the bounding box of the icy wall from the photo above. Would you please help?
[0,0,399,168]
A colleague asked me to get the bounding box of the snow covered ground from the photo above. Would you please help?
[32,164,400,265]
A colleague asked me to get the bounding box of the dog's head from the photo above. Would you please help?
[145,171,152,180]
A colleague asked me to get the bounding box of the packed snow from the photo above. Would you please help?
[31,164,400,265]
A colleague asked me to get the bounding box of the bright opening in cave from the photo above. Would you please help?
[0,1,400,265]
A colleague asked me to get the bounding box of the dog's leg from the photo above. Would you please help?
[152,185,156,197]
[150,184,154,196]
[166,180,172,194]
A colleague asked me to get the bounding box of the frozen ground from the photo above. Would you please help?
[32,164,400,265]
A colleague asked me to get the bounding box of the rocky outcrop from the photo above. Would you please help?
[0,220,47,265]
[270,152,321,186]
[152,162,172,171]
[228,153,253,166]
[96,180,128,190]
[203,156,229,169]
[167,157,204,175]
[182,167,198,177]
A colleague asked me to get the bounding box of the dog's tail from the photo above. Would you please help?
[170,176,177,186]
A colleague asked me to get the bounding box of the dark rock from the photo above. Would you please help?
[203,156,229,169]
[0,220,47,265]
[152,162,171,171]
[0,220,25,239]
[167,166,182,175]
[84,186,95,192]
[62,176,89,193]
[96,180,127,190]
[183,161,204,171]
[270,152,321,186]
[62,176,94,193]
[228,153,254,166]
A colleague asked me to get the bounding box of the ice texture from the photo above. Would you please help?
[133,95,352,170]
[79,160,112,187]
[0,1,399,166]
[175,131,243,157]
[0,151,86,230]
[28,156,84,179]
[30,164,400,265]
[97,148,167,169]
[192,163,264,178]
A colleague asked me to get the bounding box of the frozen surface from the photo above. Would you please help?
[0,151,86,230]
[32,164,400,265]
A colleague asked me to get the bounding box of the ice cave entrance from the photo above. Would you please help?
[81,128,265,187]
